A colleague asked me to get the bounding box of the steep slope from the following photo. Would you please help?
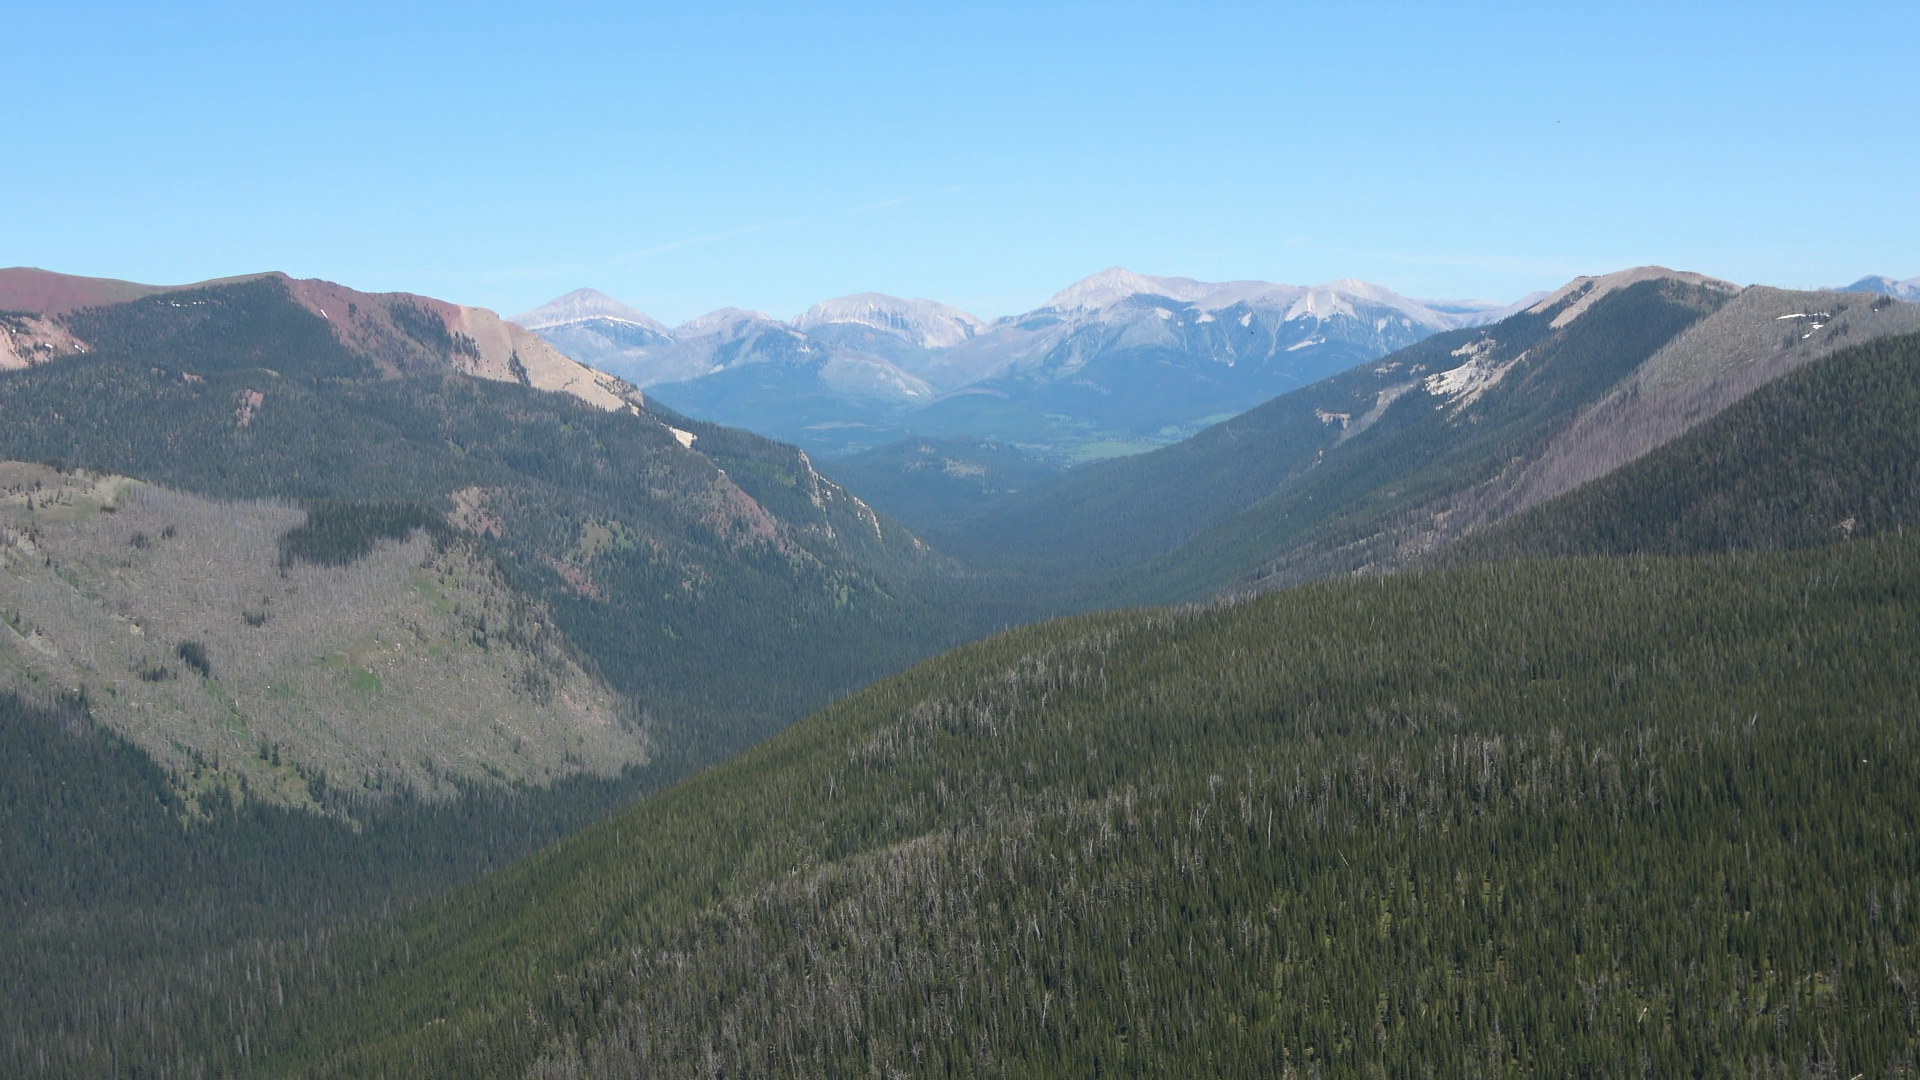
[1456,330,1920,561]
[922,269,1737,601]
[0,688,672,1079]
[269,528,1920,1079]
[507,288,677,390]
[1484,287,1920,522]
[0,273,966,768]
[792,292,987,353]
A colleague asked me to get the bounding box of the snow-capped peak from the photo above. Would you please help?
[511,288,669,334]
[1045,268,1214,311]
[1040,269,1507,331]
[675,307,786,338]
[793,293,987,348]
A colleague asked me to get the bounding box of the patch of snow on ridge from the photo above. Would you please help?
[1045,267,1210,311]
[511,288,669,334]
[1042,268,1510,331]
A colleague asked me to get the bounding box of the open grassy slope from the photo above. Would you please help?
[0,463,645,812]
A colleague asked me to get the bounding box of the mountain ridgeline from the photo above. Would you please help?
[862,270,1920,608]
[515,272,1522,461]
[0,270,980,776]
[879,271,1724,599]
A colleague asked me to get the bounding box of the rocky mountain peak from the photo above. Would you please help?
[510,288,669,334]
[793,293,986,349]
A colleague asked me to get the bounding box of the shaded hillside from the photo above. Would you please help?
[1456,331,1920,561]
[816,436,1065,536]
[0,690,669,1078]
[0,274,966,766]
[270,529,1920,1079]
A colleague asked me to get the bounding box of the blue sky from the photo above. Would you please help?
[7,1,1914,324]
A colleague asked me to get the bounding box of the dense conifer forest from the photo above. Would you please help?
[267,528,1920,1078]
[0,690,663,1076]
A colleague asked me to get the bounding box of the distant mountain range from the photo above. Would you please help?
[1839,274,1920,302]
[865,267,1920,604]
[513,270,1535,461]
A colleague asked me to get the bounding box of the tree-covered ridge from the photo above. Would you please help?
[0,277,982,766]
[1455,331,1920,561]
[267,529,1920,1078]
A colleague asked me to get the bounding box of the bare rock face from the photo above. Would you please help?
[0,312,87,371]
[284,277,645,412]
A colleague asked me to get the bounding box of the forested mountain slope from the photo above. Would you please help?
[0,273,974,767]
[266,527,1920,1079]
[897,272,1920,609]
[0,689,672,1078]
[1456,330,1920,561]
[0,271,1019,1079]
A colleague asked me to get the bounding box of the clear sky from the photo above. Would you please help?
[8,0,1915,324]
